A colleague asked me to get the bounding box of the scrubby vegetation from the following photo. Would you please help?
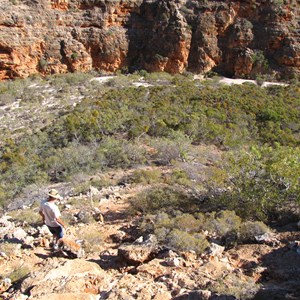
[139,209,271,253]
[0,72,299,232]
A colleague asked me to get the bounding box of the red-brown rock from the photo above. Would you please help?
[0,0,299,80]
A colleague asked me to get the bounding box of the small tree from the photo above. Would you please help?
[213,145,300,221]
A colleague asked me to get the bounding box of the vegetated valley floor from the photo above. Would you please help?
[1,73,300,299]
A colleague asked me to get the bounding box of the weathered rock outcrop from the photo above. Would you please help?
[118,234,158,264]
[0,0,299,80]
[21,259,108,299]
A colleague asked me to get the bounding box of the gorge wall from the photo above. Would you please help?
[0,0,299,80]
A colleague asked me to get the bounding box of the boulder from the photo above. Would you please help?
[207,243,225,258]
[110,231,126,243]
[9,227,27,241]
[21,259,109,298]
[118,234,158,265]
[255,233,279,246]
[93,212,104,223]
[153,291,172,300]
[177,274,197,289]
[137,258,168,277]
[23,235,35,248]
[0,278,11,293]
[165,257,181,267]
[174,290,238,300]
[38,237,50,248]
[0,216,15,239]
[2,292,28,300]
[0,215,13,227]
[181,251,197,262]
[34,293,99,300]
[38,225,52,237]
[104,273,170,300]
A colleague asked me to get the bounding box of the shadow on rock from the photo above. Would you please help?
[34,252,50,259]
[89,252,125,271]
[102,210,129,223]
[253,242,300,300]
[172,290,237,300]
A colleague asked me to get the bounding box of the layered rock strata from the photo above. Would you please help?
[0,0,299,80]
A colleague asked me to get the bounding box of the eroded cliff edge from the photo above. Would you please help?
[0,0,299,80]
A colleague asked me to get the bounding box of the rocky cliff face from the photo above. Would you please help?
[0,0,299,80]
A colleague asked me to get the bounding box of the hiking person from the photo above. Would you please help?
[39,189,66,249]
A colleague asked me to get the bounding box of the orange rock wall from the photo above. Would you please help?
[0,0,299,80]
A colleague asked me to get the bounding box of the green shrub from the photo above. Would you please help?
[141,210,271,252]
[215,145,300,221]
[71,52,79,61]
[9,209,39,227]
[104,75,134,88]
[9,266,30,283]
[130,169,162,184]
[239,221,271,243]
[154,226,171,242]
[150,133,191,165]
[98,137,147,168]
[144,72,173,84]
[211,273,259,300]
[38,58,48,71]
[173,213,202,233]
[72,180,91,196]
[141,212,208,254]
[146,212,202,234]
[151,138,181,165]
[0,243,19,257]
[1,73,300,217]
[168,168,192,187]
[167,229,208,254]
[129,186,193,214]
[204,210,242,237]
[76,228,103,253]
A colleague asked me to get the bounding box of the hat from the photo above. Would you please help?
[48,189,62,200]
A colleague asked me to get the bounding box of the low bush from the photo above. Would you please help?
[167,168,192,187]
[98,137,148,169]
[173,213,202,233]
[211,273,259,300]
[239,221,271,243]
[140,209,270,252]
[72,180,91,196]
[9,209,39,228]
[76,228,104,253]
[130,169,162,184]
[213,145,300,222]
[144,72,173,84]
[0,73,299,226]
[142,212,209,254]
[129,186,194,214]
[0,242,19,257]
[204,210,242,237]
[150,132,191,165]
[8,266,31,283]
[167,229,209,254]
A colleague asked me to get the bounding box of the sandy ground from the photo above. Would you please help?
[218,77,289,87]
